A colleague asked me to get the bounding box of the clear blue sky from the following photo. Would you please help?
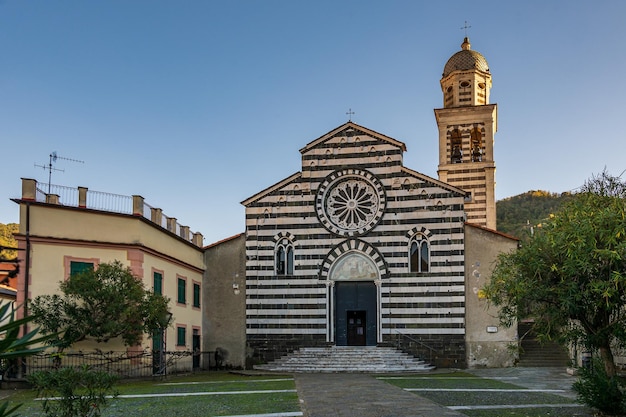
[2,1,625,244]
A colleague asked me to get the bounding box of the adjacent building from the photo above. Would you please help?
[12,180,205,373]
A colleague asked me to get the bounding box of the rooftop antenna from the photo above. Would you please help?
[35,151,85,194]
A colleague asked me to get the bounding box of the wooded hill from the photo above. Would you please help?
[496,190,573,240]
[0,223,18,260]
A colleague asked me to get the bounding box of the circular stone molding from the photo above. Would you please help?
[315,169,386,236]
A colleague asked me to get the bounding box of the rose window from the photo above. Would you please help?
[328,180,377,229]
[316,169,386,236]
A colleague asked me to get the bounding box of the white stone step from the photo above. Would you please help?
[254,346,436,373]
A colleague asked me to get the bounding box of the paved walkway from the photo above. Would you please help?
[295,373,465,417]
[294,368,582,417]
[469,367,578,399]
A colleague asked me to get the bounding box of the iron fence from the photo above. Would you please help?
[85,190,132,214]
[0,350,216,381]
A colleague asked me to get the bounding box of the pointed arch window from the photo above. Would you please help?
[471,127,482,162]
[275,239,294,275]
[409,234,430,273]
[450,129,463,163]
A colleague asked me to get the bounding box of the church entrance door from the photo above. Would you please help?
[335,281,377,346]
[347,310,366,346]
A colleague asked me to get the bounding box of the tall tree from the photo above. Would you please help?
[484,170,626,377]
[30,261,172,352]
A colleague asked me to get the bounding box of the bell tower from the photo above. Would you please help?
[435,37,497,229]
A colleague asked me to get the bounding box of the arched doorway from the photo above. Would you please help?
[329,251,379,346]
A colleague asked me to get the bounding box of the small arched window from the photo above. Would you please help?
[275,239,294,275]
[470,127,482,162]
[409,235,430,273]
[450,129,463,163]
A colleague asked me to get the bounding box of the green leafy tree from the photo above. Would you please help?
[484,170,626,378]
[30,260,172,352]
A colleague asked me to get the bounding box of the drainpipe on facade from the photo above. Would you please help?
[23,201,30,330]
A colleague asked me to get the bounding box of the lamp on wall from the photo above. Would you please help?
[157,310,173,376]
[233,273,240,295]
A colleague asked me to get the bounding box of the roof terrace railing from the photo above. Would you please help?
[22,178,203,247]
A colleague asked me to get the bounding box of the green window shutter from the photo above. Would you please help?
[70,261,94,276]
[153,272,163,295]
[193,283,200,308]
[177,278,186,304]
[152,332,163,352]
[177,326,186,346]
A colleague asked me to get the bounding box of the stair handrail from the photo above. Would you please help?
[392,329,437,363]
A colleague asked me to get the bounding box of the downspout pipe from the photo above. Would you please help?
[23,201,30,329]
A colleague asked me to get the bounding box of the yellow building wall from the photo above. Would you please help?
[15,200,205,372]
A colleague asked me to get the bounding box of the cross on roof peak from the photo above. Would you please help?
[460,21,471,37]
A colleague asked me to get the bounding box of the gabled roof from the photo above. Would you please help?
[240,172,301,207]
[204,233,245,250]
[465,222,519,241]
[400,166,468,197]
[299,121,407,154]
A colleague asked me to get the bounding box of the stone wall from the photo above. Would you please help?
[247,334,329,366]
[383,334,467,368]
[204,234,247,369]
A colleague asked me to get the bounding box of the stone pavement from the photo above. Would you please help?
[469,367,578,399]
[295,373,465,417]
[294,368,581,417]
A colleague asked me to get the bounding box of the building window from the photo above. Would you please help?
[177,277,186,304]
[471,127,482,162]
[69,261,94,277]
[176,326,186,347]
[409,235,430,273]
[275,239,294,275]
[153,271,163,295]
[450,129,463,163]
[193,282,200,308]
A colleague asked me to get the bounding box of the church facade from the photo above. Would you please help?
[239,37,516,368]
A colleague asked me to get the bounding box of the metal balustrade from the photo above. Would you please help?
[27,180,202,246]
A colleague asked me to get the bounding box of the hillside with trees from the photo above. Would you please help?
[496,190,574,240]
[0,223,18,260]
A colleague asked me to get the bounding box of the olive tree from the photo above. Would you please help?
[30,260,172,352]
[484,170,626,377]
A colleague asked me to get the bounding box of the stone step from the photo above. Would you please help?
[254,346,436,373]
[518,329,570,367]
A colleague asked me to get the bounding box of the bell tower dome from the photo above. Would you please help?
[435,37,498,229]
[441,37,492,108]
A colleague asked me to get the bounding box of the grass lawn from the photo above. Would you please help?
[1,370,601,417]
[379,372,596,417]
[2,372,301,417]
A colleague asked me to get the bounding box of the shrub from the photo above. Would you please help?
[573,357,626,415]
[28,366,118,417]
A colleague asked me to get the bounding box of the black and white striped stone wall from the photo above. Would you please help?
[243,123,467,366]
